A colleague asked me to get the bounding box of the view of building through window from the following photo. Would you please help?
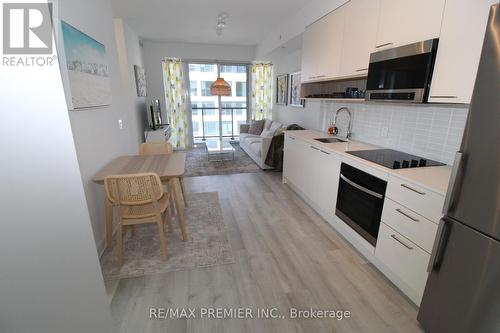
[189,63,248,141]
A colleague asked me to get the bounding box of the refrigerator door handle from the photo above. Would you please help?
[442,152,463,214]
[427,219,449,272]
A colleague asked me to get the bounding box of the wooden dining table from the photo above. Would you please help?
[92,152,187,251]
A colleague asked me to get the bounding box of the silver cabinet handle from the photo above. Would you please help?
[391,234,413,250]
[310,146,320,151]
[401,183,426,195]
[289,136,296,140]
[429,95,458,99]
[309,75,326,79]
[340,174,384,199]
[442,152,463,214]
[376,42,393,48]
[396,208,420,222]
[320,150,331,155]
[356,68,368,72]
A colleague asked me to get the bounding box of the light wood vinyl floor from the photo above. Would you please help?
[109,172,423,333]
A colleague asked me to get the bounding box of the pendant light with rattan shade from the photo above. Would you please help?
[210,77,231,96]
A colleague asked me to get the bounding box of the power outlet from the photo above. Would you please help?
[118,119,123,129]
[380,125,389,137]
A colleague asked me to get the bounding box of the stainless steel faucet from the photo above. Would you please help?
[334,107,353,139]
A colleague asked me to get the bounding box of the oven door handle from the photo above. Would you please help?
[340,174,384,199]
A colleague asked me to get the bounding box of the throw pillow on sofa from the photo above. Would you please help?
[269,121,282,134]
[248,119,265,135]
[260,129,275,137]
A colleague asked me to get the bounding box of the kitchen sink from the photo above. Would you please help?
[314,137,347,143]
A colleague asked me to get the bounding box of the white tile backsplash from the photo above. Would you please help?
[320,102,469,165]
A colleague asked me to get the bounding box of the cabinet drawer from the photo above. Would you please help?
[381,198,438,253]
[375,223,430,301]
[386,176,444,222]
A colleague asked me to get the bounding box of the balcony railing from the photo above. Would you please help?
[191,106,247,141]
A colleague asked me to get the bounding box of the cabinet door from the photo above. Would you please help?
[301,5,345,82]
[283,135,301,186]
[315,149,341,217]
[320,6,345,80]
[376,223,430,304]
[301,22,322,82]
[428,0,497,104]
[339,0,380,78]
[375,0,445,49]
[299,143,321,201]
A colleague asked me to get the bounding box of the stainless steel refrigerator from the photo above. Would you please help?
[417,4,500,333]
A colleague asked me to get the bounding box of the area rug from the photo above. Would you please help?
[184,142,261,177]
[100,192,235,280]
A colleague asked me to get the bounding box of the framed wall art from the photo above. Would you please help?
[276,74,288,105]
[289,72,305,107]
[61,21,112,109]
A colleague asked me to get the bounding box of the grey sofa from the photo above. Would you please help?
[239,119,284,169]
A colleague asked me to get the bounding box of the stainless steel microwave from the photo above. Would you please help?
[365,39,439,103]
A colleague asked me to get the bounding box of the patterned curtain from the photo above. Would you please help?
[162,58,189,149]
[251,62,273,120]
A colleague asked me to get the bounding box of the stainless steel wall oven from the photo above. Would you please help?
[336,163,387,246]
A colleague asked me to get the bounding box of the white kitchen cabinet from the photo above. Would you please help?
[385,175,445,223]
[375,0,445,50]
[301,5,346,83]
[283,134,307,190]
[301,18,322,82]
[429,0,497,104]
[376,223,430,304]
[284,135,341,216]
[339,0,380,78]
[382,198,438,253]
[308,145,341,216]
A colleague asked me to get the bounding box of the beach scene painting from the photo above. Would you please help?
[61,21,112,109]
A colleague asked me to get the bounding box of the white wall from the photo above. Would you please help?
[114,18,148,146]
[266,46,468,165]
[142,40,255,121]
[0,2,113,331]
[59,0,145,253]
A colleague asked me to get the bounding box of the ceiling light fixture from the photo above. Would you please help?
[210,77,231,96]
[216,12,228,36]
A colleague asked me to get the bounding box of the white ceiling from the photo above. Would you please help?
[112,0,313,46]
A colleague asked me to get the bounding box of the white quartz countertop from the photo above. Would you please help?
[284,129,452,195]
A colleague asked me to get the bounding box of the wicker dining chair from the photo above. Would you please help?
[139,141,189,208]
[104,173,173,265]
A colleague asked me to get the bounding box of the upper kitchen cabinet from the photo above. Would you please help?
[301,5,345,83]
[375,0,445,50]
[428,0,497,104]
[339,0,380,78]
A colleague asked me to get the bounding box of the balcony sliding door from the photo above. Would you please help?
[189,62,249,142]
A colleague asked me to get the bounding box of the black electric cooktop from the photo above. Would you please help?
[347,149,445,169]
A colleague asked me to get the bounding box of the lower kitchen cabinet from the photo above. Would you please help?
[309,145,341,216]
[283,133,444,305]
[382,198,438,253]
[375,223,431,304]
[284,134,341,216]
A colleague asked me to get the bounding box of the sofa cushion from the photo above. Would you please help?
[269,121,282,133]
[260,129,275,138]
[248,119,265,135]
[249,141,262,157]
[263,119,273,130]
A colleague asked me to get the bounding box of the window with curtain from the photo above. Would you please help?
[162,58,190,149]
[251,63,273,120]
